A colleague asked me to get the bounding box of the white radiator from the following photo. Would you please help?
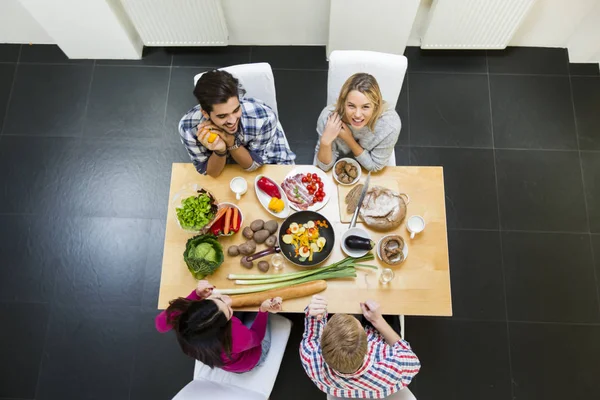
[421,0,537,49]
[120,0,228,46]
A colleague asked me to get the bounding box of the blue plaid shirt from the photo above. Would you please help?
[178,97,296,174]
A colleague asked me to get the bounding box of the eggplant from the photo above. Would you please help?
[344,235,375,251]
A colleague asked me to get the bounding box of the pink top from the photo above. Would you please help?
[155,290,268,373]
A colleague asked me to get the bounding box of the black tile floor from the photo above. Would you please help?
[0,44,599,400]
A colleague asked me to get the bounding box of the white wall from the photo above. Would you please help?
[328,0,420,55]
[510,0,598,46]
[407,0,600,63]
[19,0,142,59]
[0,0,54,44]
[222,0,330,45]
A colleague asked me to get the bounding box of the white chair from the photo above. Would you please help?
[194,62,279,116]
[172,314,292,400]
[327,50,408,167]
[327,387,417,400]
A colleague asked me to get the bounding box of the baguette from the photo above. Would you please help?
[230,280,327,308]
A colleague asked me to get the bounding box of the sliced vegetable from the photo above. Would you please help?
[257,177,281,199]
[230,280,327,307]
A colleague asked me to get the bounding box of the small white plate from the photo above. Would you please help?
[283,166,333,212]
[254,175,290,219]
[341,227,372,258]
[376,235,408,264]
[333,158,362,186]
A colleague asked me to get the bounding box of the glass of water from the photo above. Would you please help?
[379,268,395,284]
[271,253,284,272]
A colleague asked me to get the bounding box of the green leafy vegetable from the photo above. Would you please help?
[176,189,217,230]
[184,234,224,279]
[218,255,376,295]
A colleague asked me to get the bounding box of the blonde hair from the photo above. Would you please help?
[334,73,386,131]
[321,314,367,374]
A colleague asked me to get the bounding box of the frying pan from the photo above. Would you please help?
[278,211,335,267]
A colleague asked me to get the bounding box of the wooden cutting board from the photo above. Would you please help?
[337,178,401,223]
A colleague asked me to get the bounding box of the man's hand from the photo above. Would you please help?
[360,299,383,326]
[260,297,283,313]
[195,280,214,299]
[197,122,226,153]
[320,113,343,147]
[308,295,328,320]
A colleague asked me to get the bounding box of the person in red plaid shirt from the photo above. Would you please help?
[300,295,420,399]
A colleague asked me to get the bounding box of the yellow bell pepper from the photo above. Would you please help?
[268,197,285,213]
[207,132,218,143]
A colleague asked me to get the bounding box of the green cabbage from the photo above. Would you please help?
[184,234,224,279]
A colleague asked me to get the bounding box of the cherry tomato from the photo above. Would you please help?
[301,176,308,183]
[312,173,318,180]
[316,177,322,184]
[308,187,315,195]
[286,228,291,234]
[317,190,324,197]
[313,196,319,203]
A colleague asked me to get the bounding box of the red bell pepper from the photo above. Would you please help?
[257,177,281,199]
[211,209,241,236]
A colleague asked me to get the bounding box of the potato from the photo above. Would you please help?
[241,257,254,269]
[253,229,270,244]
[264,220,278,235]
[250,219,264,232]
[242,226,254,240]
[238,240,256,255]
[265,235,277,248]
[257,261,270,272]
[227,245,239,257]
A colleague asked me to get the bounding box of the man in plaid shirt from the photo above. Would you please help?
[300,295,420,399]
[178,70,295,177]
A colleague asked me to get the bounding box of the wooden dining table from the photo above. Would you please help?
[158,163,452,316]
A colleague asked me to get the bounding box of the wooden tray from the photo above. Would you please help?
[337,178,401,223]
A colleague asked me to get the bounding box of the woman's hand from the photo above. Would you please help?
[308,295,328,320]
[197,122,226,153]
[260,297,283,313]
[195,280,214,299]
[337,123,354,143]
[320,113,343,147]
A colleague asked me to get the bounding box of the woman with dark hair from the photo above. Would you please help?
[156,280,282,372]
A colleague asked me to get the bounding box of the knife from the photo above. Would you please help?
[350,171,371,228]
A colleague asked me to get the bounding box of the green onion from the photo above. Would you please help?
[218,255,376,295]
[216,269,357,295]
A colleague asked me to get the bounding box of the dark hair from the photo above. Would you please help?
[193,70,245,113]
[166,297,232,368]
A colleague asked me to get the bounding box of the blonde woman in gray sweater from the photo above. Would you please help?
[314,73,401,172]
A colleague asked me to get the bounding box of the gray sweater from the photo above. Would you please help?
[313,106,401,172]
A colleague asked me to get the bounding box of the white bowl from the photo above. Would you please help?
[333,158,362,186]
[254,175,290,219]
[209,202,244,236]
[341,227,372,258]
